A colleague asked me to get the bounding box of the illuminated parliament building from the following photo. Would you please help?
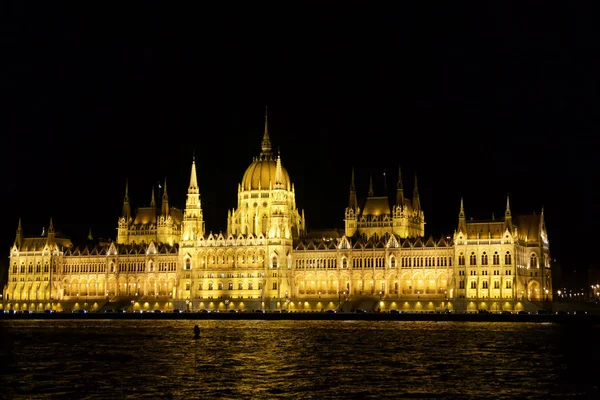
[3,116,552,313]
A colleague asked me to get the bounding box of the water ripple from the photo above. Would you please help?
[0,320,598,399]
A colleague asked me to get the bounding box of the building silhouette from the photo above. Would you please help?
[3,113,552,313]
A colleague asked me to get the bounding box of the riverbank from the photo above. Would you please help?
[2,310,599,324]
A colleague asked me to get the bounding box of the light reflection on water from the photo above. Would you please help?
[0,320,598,399]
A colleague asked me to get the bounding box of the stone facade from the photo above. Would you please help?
[3,115,552,313]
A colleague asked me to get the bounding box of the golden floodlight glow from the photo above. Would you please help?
[3,120,551,315]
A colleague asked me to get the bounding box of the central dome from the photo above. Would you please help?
[241,156,290,191]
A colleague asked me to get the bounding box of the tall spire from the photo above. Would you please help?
[260,106,272,157]
[14,218,23,249]
[504,194,513,232]
[189,156,199,191]
[47,217,55,244]
[349,167,357,209]
[150,187,156,207]
[161,177,169,216]
[458,197,466,233]
[412,173,420,211]
[182,154,204,240]
[275,152,283,187]
[122,179,131,220]
[396,166,404,206]
[368,174,374,197]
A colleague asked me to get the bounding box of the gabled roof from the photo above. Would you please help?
[515,214,542,242]
[437,236,448,247]
[361,196,391,216]
[425,235,436,247]
[465,220,505,239]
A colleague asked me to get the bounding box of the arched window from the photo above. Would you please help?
[342,258,348,269]
[185,259,191,270]
[208,283,214,290]
[458,253,465,266]
[481,252,488,265]
[390,256,396,268]
[470,252,477,265]
[505,251,512,265]
[530,254,537,268]
[272,255,278,268]
[493,252,500,265]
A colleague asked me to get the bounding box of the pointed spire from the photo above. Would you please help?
[47,217,55,244]
[396,166,404,206]
[368,174,374,197]
[412,173,420,211]
[15,218,23,249]
[161,177,170,216]
[349,167,357,209]
[261,106,272,156]
[150,187,156,207]
[275,152,283,187]
[458,197,466,233]
[189,156,199,191]
[397,167,403,190]
[504,194,513,232]
[122,179,131,220]
[183,154,204,240]
[87,228,94,241]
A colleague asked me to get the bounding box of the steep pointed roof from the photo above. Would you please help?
[189,156,199,191]
[261,106,272,156]
[425,235,436,247]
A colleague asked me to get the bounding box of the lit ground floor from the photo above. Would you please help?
[1,294,554,315]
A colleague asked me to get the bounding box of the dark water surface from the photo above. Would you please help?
[0,320,598,399]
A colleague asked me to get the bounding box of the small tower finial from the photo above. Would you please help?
[261,106,272,156]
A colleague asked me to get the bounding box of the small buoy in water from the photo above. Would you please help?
[193,324,200,339]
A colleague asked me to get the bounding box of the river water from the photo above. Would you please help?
[0,319,598,399]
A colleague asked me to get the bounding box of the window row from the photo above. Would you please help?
[12,264,56,274]
[194,282,278,291]
[459,280,513,289]
[458,251,513,266]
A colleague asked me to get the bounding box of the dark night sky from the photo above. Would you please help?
[1,2,597,286]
